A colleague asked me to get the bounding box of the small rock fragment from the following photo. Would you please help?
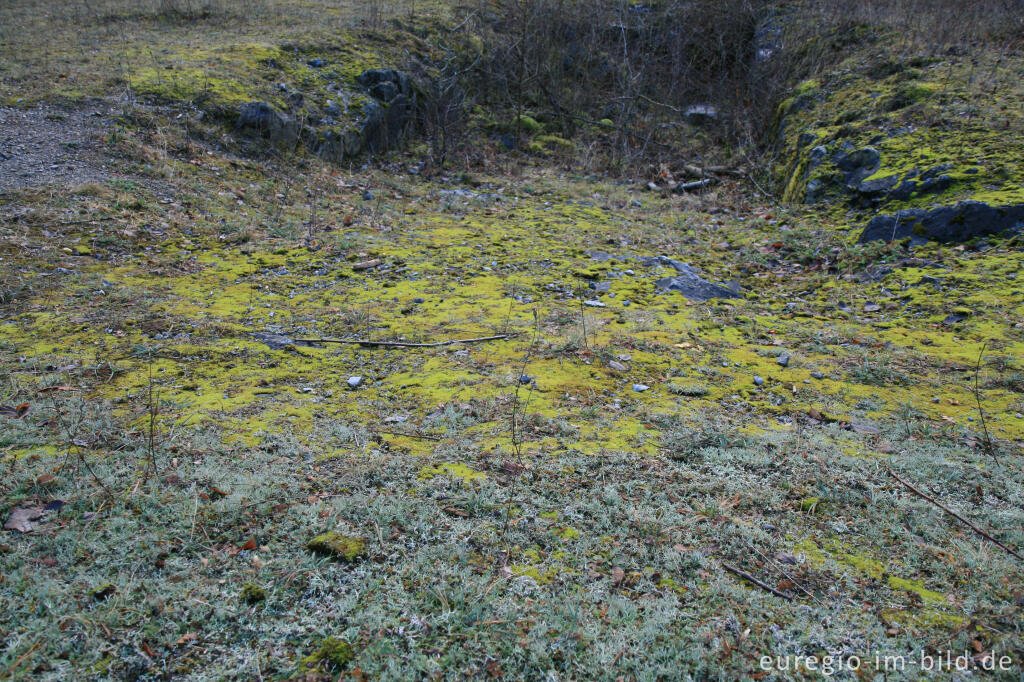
[753,376,764,386]
[347,376,363,388]
[632,383,649,392]
[777,353,790,368]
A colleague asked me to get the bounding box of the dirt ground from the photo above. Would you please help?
[0,103,118,191]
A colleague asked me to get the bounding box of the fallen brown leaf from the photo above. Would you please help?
[3,506,44,533]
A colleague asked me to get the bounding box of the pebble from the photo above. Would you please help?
[777,353,790,368]
[753,376,764,386]
[933,397,941,403]
[347,376,363,388]
[810,371,823,379]
[520,375,534,384]
[608,360,628,371]
[413,297,425,304]
[632,383,649,392]
[584,299,606,307]
[362,190,374,200]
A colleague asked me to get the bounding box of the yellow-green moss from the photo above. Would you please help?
[301,636,354,672]
[240,582,266,604]
[307,533,366,561]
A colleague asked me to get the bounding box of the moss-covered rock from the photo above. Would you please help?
[300,636,354,672]
[306,532,367,561]
[240,582,266,604]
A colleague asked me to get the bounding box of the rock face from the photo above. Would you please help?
[236,101,298,145]
[859,201,1024,244]
[640,256,739,301]
[234,68,416,162]
[355,69,416,154]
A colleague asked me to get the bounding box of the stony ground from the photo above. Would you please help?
[1,2,1023,680]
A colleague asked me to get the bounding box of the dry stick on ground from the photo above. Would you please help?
[720,561,794,601]
[376,430,442,442]
[972,342,996,458]
[887,466,1023,561]
[293,333,518,348]
[503,310,540,538]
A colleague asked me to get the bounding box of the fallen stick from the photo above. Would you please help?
[293,333,518,348]
[720,561,793,601]
[887,466,1022,561]
[377,430,442,441]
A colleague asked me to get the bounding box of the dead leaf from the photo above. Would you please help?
[4,506,44,533]
[176,632,198,646]
[0,403,30,419]
[239,538,257,552]
[37,385,75,394]
[610,567,625,587]
[36,474,56,486]
[442,506,469,518]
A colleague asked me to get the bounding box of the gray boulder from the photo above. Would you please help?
[860,201,1024,244]
[640,256,739,302]
[357,69,413,101]
[684,104,718,126]
[835,147,880,186]
[236,102,297,145]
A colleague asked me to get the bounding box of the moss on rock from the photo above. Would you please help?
[306,532,367,561]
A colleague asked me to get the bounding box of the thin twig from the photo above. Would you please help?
[721,561,793,601]
[747,543,820,604]
[293,333,518,348]
[1,640,41,679]
[376,430,442,442]
[973,342,995,458]
[887,466,1022,561]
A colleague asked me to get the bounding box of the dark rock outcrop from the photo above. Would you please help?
[859,201,1024,244]
[234,68,417,162]
[236,101,298,145]
[640,256,739,301]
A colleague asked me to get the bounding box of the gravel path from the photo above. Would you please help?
[0,103,118,192]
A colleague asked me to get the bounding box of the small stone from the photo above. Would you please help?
[933,397,941,403]
[810,371,824,379]
[753,376,764,386]
[863,302,881,312]
[520,375,534,384]
[608,361,627,372]
[777,353,790,368]
[412,297,425,304]
[362,190,375,200]
[632,383,649,392]
[347,376,363,388]
[584,299,606,307]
